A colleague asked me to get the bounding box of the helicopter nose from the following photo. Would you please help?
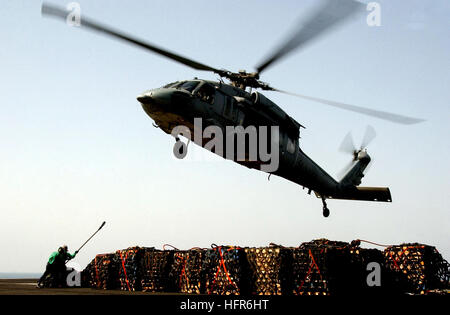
[137,89,173,105]
[137,93,151,104]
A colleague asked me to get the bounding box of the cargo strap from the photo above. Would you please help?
[118,250,131,291]
[297,249,323,293]
[175,253,189,290]
[210,246,239,293]
[163,244,179,251]
[389,251,401,270]
[357,239,390,248]
[320,240,348,250]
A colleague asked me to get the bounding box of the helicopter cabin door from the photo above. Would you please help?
[221,94,247,127]
[222,95,236,122]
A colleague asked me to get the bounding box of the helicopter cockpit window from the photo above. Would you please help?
[178,81,199,93]
[162,81,180,88]
[195,84,215,104]
[286,136,296,154]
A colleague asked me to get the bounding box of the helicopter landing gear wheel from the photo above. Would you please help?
[321,197,330,218]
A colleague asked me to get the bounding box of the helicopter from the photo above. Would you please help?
[42,0,423,217]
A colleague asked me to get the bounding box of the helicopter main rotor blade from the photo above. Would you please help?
[41,3,223,73]
[272,89,425,125]
[256,0,364,74]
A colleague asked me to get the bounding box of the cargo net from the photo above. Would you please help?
[80,240,449,295]
[116,246,145,291]
[245,245,292,295]
[170,249,205,294]
[141,248,174,292]
[384,243,450,294]
[83,253,118,289]
[291,239,353,295]
[203,246,249,295]
[348,246,390,293]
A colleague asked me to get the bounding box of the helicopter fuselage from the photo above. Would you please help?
[138,79,392,217]
[138,79,361,199]
[42,1,400,217]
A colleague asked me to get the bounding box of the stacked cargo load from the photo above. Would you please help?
[79,240,449,295]
[347,241,402,295]
[116,246,144,291]
[291,239,355,295]
[350,247,383,290]
[83,253,118,289]
[245,245,293,295]
[140,248,175,292]
[203,245,250,295]
[170,248,205,294]
[384,243,450,294]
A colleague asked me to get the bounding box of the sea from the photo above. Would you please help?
[0,273,41,279]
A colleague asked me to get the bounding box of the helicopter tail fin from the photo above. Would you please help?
[339,158,367,187]
[338,148,374,187]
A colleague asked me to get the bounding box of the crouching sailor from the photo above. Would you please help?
[37,245,78,288]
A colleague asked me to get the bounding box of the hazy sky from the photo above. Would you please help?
[0,0,449,273]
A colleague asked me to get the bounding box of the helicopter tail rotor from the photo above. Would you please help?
[337,125,376,181]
